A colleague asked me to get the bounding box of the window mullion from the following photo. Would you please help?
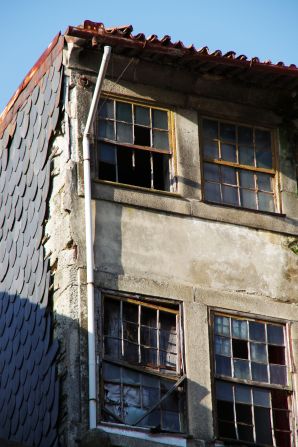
[157,309,160,369]
[269,391,277,446]
[138,304,141,364]
[251,387,256,444]
[232,384,239,440]
[120,300,124,358]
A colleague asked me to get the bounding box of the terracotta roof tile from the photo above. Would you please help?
[68,20,298,74]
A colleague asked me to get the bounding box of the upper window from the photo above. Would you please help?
[213,313,292,446]
[201,118,277,212]
[99,294,186,433]
[96,98,173,191]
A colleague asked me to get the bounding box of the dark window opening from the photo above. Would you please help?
[97,99,172,192]
[101,295,185,433]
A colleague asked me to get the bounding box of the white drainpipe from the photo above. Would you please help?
[83,45,111,429]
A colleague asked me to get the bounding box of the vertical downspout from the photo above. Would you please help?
[83,45,111,429]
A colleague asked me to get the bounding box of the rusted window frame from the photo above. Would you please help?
[199,116,281,213]
[97,291,186,432]
[95,94,177,192]
[209,310,294,446]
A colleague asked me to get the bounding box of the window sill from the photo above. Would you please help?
[98,422,187,447]
[91,180,298,236]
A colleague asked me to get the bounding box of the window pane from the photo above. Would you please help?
[99,143,116,164]
[220,123,236,142]
[102,362,121,381]
[141,326,157,347]
[99,99,114,118]
[222,185,238,206]
[153,109,168,130]
[204,163,220,182]
[253,388,270,407]
[267,325,284,346]
[239,146,254,166]
[221,166,237,185]
[215,316,230,336]
[235,385,251,404]
[117,122,133,143]
[141,307,156,327]
[257,173,272,192]
[142,385,159,408]
[240,189,257,209]
[251,362,268,382]
[204,182,221,202]
[221,144,236,162]
[271,389,288,409]
[134,126,151,146]
[234,359,250,380]
[203,141,218,159]
[135,106,150,126]
[255,407,272,445]
[232,319,248,339]
[116,102,132,122]
[238,126,253,145]
[202,119,218,139]
[250,343,267,363]
[258,192,274,212]
[256,148,272,169]
[153,130,169,150]
[123,302,138,323]
[141,346,157,365]
[216,355,231,376]
[105,337,121,359]
[215,336,231,356]
[99,120,115,140]
[162,411,180,432]
[124,341,139,363]
[270,365,287,385]
[123,322,138,343]
[249,321,265,342]
[216,381,233,401]
[239,171,255,189]
[255,129,271,149]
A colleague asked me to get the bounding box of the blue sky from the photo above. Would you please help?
[1,0,298,113]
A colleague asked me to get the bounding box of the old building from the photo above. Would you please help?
[0,20,297,447]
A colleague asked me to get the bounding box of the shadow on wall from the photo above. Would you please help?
[0,291,59,447]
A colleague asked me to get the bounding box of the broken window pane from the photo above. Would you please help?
[98,144,117,181]
[218,421,236,439]
[275,431,291,447]
[268,345,285,365]
[124,341,139,363]
[134,125,151,146]
[238,424,254,443]
[236,403,252,424]
[97,99,171,191]
[255,407,272,445]
[217,400,234,421]
[135,106,150,126]
[232,339,248,359]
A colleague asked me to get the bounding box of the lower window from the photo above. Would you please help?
[99,294,186,433]
[212,313,293,446]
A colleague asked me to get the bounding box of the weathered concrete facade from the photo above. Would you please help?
[1,21,298,447]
